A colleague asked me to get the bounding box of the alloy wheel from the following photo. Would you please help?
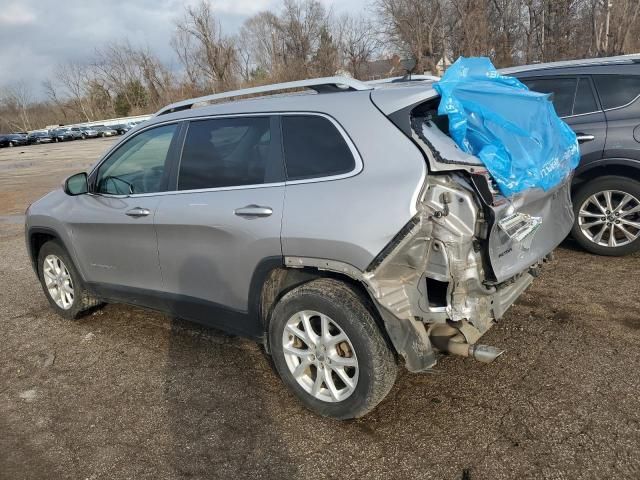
[43,254,75,310]
[578,189,640,248]
[282,310,359,402]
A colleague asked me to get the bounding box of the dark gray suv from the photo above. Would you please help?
[503,55,640,256]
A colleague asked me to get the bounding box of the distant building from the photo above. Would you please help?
[364,55,416,80]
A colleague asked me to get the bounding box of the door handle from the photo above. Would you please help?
[576,133,595,143]
[125,207,151,218]
[234,205,273,218]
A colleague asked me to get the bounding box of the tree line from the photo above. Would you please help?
[1,0,639,132]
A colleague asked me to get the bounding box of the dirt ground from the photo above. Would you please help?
[1,139,639,480]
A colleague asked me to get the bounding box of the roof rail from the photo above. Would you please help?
[500,54,640,75]
[366,74,440,86]
[156,76,373,116]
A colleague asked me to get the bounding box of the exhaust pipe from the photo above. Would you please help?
[433,333,504,363]
[430,327,505,363]
[468,344,505,363]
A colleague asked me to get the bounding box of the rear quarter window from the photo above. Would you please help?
[281,115,355,181]
[521,77,577,117]
[593,75,640,110]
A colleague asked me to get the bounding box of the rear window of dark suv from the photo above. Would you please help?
[592,75,640,110]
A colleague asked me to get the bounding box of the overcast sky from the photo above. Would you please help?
[0,0,368,98]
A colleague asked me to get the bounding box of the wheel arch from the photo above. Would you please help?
[251,258,394,355]
[27,227,61,274]
[574,159,640,193]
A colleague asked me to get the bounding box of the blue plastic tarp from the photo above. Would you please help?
[433,57,580,197]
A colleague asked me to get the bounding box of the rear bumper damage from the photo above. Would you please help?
[285,171,571,373]
[361,172,568,372]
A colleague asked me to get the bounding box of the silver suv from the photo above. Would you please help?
[25,76,573,419]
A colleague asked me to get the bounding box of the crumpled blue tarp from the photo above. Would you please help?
[433,57,580,197]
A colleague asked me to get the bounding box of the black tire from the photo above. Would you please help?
[81,134,86,140]
[8,141,14,147]
[269,278,397,419]
[37,240,102,320]
[571,175,640,256]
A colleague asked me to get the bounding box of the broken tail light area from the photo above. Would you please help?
[359,173,542,372]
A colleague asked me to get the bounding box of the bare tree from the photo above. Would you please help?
[171,29,201,89]
[174,0,237,91]
[42,79,69,122]
[276,0,329,79]
[591,0,640,56]
[94,41,144,110]
[376,0,442,74]
[0,82,33,131]
[337,14,379,78]
[239,11,284,79]
[53,61,95,121]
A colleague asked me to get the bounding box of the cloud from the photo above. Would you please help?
[0,0,367,98]
[0,2,36,25]
[213,0,278,16]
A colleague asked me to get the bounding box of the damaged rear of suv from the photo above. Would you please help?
[361,82,575,376]
[26,65,577,419]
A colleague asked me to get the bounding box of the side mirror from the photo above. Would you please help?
[64,172,88,196]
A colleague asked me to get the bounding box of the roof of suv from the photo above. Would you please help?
[136,77,437,134]
[500,54,640,77]
[140,75,441,132]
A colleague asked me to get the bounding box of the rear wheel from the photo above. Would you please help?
[37,241,102,320]
[572,176,640,256]
[8,141,14,147]
[269,278,397,419]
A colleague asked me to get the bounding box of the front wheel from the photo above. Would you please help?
[37,241,102,320]
[269,278,397,419]
[572,175,640,256]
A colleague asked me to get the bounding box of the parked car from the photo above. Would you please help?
[25,76,573,419]
[94,126,118,137]
[502,54,640,256]
[110,124,133,135]
[0,133,28,147]
[27,131,54,144]
[70,126,99,139]
[50,128,75,142]
[63,127,83,140]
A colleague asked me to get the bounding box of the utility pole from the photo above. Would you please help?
[541,0,545,62]
[604,0,613,54]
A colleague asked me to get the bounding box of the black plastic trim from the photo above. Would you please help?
[86,282,264,341]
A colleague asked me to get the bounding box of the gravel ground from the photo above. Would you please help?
[1,140,639,480]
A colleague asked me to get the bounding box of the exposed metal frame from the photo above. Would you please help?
[155,76,373,116]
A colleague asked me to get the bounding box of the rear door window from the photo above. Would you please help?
[593,75,640,110]
[178,116,281,190]
[521,77,577,117]
[573,77,599,115]
[281,115,355,180]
